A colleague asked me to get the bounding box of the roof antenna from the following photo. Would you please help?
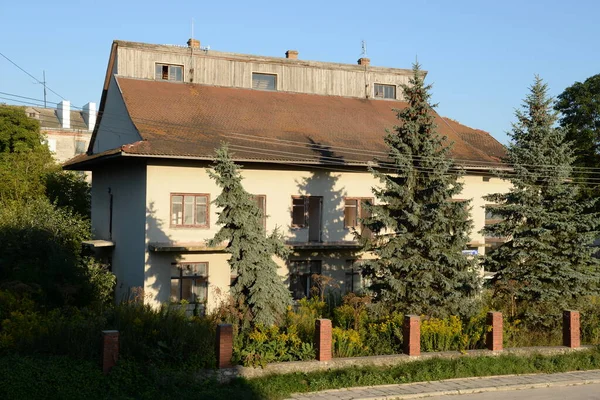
[361,40,368,57]
[191,17,194,43]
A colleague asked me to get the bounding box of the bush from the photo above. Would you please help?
[360,312,404,355]
[332,327,364,358]
[285,297,325,343]
[234,325,314,367]
[420,315,462,352]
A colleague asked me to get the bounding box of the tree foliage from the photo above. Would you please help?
[361,63,479,317]
[483,76,600,328]
[555,74,600,172]
[208,145,291,326]
[0,105,45,153]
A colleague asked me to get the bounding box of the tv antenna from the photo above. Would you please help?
[34,70,48,108]
[361,40,368,57]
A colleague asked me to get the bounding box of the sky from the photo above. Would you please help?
[1,0,599,144]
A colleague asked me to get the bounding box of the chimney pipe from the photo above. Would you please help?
[286,50,298,59]
[83,102,97,131]
[57,100,70,129]
[358,57,370,66]
[187,38,200,49]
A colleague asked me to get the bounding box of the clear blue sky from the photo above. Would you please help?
[1,0,599,144]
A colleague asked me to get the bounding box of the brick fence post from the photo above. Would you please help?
[486,312,503,351]
[563,310,580,348]
[403,315,420,356]
[102,330,119,374]
[216,324,233,369]
[314,319,332,361]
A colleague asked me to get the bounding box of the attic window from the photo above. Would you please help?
[252,73,277,91]
[155,63,183,82]
[374,83,396,99]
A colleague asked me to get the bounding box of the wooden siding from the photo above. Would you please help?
[116,46,411,99]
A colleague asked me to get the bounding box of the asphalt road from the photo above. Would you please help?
[423,383,600,399]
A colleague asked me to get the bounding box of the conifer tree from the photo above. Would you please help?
[483,76,600,327]
[208,145,291,326]
[361,63,479,317]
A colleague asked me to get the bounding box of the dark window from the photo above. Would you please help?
[484,205,505,251]
[170,262,208,304]
[252,195,267,230]
[292,197,306,227]
[75,140,86,155]
[252,73,277,90]
[289,260,322,300]
[374,83,396,99]
[171,194,209,227]
[155,63,183,82]
[345,260,364,293]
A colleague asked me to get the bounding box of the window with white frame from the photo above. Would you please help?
[170,194,209,227]
[170,262,208,304]
[374,83,396,99]
[155,63,183,82]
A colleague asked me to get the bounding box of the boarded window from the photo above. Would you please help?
[171,194,209,227]
[252,73,277,90]
[289,260,322,300]
[292,197,306,227]
[170,262,208,304]
[374,83,396,99]
[155,64,183,82]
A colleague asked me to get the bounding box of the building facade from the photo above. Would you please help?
[66,39,509,311]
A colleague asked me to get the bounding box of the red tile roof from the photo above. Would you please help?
[69,77,506,168]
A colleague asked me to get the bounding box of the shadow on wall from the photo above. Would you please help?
[142,201,182,308]
[286,139,359,297]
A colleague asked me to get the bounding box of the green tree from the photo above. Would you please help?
[361,63,478,317]
[208,145,291,326]
[45,170,91,219]
[483,76,600,328]
[0,104,45,153]
[555,74,600,172]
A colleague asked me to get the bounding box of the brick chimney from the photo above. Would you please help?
[57,100,70,129]
[187,38,200,49]
[286,50,298,59]
[82,102,97,132]
[358,57,370,66]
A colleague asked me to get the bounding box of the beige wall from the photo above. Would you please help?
[116,45,411,100]
[142,162,511,310]
[44,130,91,164]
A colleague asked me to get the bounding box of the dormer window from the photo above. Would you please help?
[374,83,396,99]
[252,73,277,91]
[155,63,183,82]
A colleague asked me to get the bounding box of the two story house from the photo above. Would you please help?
[65,39,508,310]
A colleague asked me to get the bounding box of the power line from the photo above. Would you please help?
[0,52,65,101]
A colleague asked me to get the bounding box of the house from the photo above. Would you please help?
[64,38,509,311]
[26,101,96,164]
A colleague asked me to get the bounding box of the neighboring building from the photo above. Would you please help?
[26,100,96,163]
[65,39,509,312]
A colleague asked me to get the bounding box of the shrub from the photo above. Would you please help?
[420,315,462,352]
[234,325,314,367]
[285,297,325,343]
[360,312,404,355]
[332,327,364,358]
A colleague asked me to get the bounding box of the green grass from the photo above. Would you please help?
[2,348,600,399]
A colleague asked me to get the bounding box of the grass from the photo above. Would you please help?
[1,347,600,399]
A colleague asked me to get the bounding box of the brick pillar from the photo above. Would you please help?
[102,330,119,374]
[314,319,332,361]
[563,310,580,348]
[486,312,503,351]
[216,324,233,369]
[403,315,420,356]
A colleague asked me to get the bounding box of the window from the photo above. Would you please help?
[75,140,86,155]
[170,262,208,304]
[345,260,364,294]
[292,196,306,227]
[252,73,277,90]
[289,260,322,300]
[47,138,57,153]
[485,205,505,252]
[485,206,503,225]
[344,197,373,228]
[155,63,183,82]
[171,194,209,227]
[374,83,396,99]
[252,195,267,230]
